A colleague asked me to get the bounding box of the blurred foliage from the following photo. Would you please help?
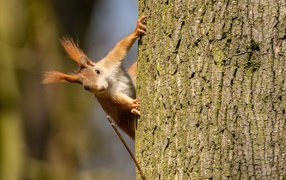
[0,0,136,179]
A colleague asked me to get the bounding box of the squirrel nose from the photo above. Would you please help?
[97,81,108,92]
[84,86,90,91]
[97,85,106,92]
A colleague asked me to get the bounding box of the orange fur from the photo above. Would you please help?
[60,37,84,63]
[60,37,94,67]
[42,71,80,84]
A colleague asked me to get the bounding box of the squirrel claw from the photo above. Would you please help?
[131,108,140,115]
[135,16,147,37]
[131,98,140,115]
[138,15,147,22]
[133,98,140,104]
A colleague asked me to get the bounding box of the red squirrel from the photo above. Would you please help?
[43,16,147,139]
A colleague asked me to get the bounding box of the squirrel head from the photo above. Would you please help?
[43,37,109,94]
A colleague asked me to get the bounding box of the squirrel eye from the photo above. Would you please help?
[95,69,100,75]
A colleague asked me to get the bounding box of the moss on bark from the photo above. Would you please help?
[137,0,286,179]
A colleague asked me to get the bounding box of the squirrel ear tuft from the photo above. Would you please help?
[61,37,95,67]
[42,71,80,84]
[61,37,83,64]
[79,56,95,67]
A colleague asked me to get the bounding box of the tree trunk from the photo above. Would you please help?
[136,0,286,179]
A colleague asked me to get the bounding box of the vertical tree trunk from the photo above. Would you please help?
[136,0,286,179]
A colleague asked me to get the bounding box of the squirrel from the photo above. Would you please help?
[43,16,147,139]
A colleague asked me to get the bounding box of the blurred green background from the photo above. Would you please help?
[0,0,138,179]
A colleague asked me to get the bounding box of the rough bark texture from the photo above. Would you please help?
[136,0,286,179]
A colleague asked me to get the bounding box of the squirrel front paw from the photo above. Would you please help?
[134,16,147,38]
[131,98,140,115]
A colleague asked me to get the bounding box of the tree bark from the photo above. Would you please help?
[136,0,286,179]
